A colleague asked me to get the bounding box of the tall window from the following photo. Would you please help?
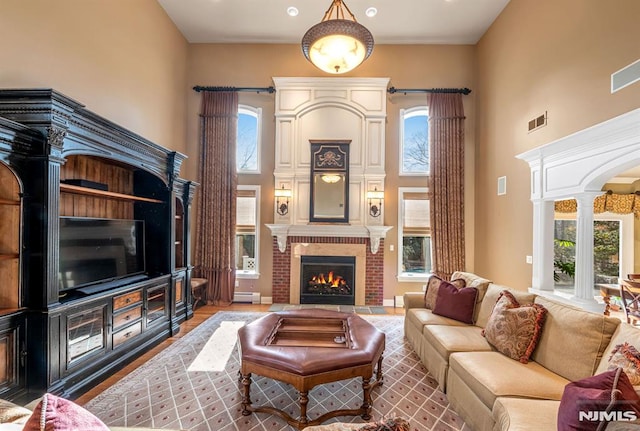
[398,188,432,281]
[236,186,260,278]
[237,105,261,173]
[400,107,429,175]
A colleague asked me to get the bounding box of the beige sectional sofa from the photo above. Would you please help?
[404,271,640,431]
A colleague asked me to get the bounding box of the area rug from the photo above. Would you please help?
[83,312,468,431]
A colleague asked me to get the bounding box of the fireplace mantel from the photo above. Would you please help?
[266,224,392,254]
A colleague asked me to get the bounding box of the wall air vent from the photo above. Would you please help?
[528,111,547,132]
[612,58,640,93]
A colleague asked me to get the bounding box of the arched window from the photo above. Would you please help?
[237,105,261,173]
[400,107,429,175]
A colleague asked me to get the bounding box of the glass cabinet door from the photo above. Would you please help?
[67,306,105,363]
[146,285,167,326]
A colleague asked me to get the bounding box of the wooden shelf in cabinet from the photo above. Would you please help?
[0,253,19,261]
[60,184,163,204]
[0,198,19,206]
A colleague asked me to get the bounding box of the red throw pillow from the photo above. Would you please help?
[432,281,478,324]
[23,393,109,431]
[557,368,640,431]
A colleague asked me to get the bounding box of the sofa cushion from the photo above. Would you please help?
[557,368,640,431]
[532,296,620,382]
[424,275,466,309]
[492,398,560,431]
[423,325,493,360]
[482,290,547,363]
[476,284,537,328]
[449,351,570,409]
[433,281,478,324]
[23,393,109,431]
[406,308,470,334]
[451,271,492,321]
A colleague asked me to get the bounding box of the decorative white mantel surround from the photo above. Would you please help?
[517,108,640,312]
[268,77,393,250]
[266,224,393,254]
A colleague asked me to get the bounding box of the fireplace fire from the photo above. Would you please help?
[300,255,356,305]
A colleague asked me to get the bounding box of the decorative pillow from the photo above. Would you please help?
[0,399,32,424]
[607,343,640,385]
[424,274,466,310]
[557,367,640,431]
[482,290,547,363]
[23,393,109,431]
[432,281,478,324]
[357,417,410,431]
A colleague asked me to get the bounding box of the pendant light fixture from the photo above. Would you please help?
[301,0,374,74]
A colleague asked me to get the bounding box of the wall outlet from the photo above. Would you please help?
[526,255,533,264]
[389,244,394,252]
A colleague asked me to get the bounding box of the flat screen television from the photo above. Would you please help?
[58,217,146,293]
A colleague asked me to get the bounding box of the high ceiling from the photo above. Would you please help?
[157,0,511,45]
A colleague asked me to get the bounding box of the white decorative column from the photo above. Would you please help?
[573,193,600,309]
[531,199,555,291]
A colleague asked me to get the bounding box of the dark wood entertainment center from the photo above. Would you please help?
[0,89,197,402]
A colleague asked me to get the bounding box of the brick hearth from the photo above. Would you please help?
[272,236,384,305]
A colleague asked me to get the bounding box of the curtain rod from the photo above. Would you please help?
[193,86,275,94]
[388,87,472,95]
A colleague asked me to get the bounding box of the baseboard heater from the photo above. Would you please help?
[233,291,261,304]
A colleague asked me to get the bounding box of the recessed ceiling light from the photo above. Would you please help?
[365,7,377,17]
[287,6,299,17]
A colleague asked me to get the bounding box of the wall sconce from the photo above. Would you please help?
[275,185,292,216]
[367,187,384,218]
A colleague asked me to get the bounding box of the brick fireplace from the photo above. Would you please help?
[272,236,384,305]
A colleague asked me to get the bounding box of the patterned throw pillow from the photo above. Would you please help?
[0,399,32,424]
[357,417,410,431]
[424,274,466,309]
[482,290,547,363]
[608,342,640,385]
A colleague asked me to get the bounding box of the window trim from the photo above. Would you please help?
[237,105,262,174]
[236,185,260,279]
[399,106,429,176]
[397,187,432,282]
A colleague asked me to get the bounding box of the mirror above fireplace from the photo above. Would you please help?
[309,140,350,223]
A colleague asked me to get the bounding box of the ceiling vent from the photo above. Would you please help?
[612,58,640,93]
[528,112,547,132]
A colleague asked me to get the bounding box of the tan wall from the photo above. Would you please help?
[186,44,476,301]
[475,0,640,289]
[0,0,189,153]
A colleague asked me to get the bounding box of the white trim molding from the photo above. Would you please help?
[517,107,640,312]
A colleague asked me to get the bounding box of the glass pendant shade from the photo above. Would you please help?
[301,1,374,74]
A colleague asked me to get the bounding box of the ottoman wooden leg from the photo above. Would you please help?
[376,354,384,385]
[241,373,252,416]
[299,390,310,427]
[360,377,372,420]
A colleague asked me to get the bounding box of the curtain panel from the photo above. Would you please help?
[428,93,466,279]
[194,91,238,305]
